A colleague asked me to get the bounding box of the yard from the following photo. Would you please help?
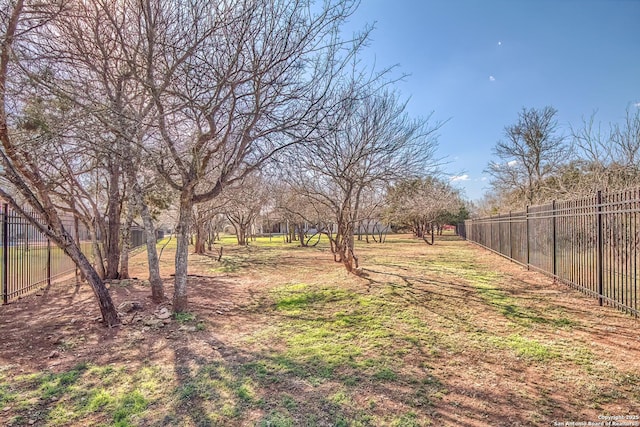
[0,234,638,426]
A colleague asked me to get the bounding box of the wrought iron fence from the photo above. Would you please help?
[461,189,640,317]
[1,203,149,304]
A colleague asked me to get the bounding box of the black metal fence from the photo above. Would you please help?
[1,203,149,304]
[461,189,640,317]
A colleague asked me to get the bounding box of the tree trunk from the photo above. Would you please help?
[207,228,214,251]
[73,214,85,281]
[331,214,356,272]
[123,156,164,302]
[423,223,435,245]
[334,201,358,273]
[140,205,164,302]
[364,220,370,243]
[89,226,105,279]
[173,193,193,312]
[105,159,122,279]
[236,225,248,246]
[341,225,356,272]
[194,217,206,254]
[63,232,120,326]
[119,200,134,279]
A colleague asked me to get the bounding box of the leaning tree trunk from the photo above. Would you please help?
[89,225,106,279]
[64,238,120,326]
[0,0,118,326]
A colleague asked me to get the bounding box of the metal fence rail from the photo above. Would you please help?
[1,203,149,304]
[461,189,640,317]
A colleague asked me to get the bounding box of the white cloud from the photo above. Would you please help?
[480,177,488,182]
[507,160,518,167]
[635,102,640,108]
[451,174,470,182]
[489,75,496,82]
[497,41,502,46]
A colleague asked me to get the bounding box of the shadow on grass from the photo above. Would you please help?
[361,265,589,332]
[160,324,565,427]
[2,362,160,426]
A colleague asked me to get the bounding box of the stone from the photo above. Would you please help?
[178,325,197,332]
[118,301,143,313]
[143,317,165,328]
[155,307,172,320]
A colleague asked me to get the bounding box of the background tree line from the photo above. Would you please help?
[481,105,640,215]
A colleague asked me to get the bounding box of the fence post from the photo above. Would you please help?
[526,205,530,270]
[47,238,51,287]
[2,203,8,304]
[509,211,513,260]
[597,191,604,306]
[497,214,501,253]
[552,200,557,278]
[490,215,493,250]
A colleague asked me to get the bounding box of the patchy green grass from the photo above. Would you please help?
[173,311,196,323]
[0,363,164,426]
[498,334,557,361]
[265,281,442,385]
[473,280,580,329]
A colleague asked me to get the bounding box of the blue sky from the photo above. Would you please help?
[343,0,640,201]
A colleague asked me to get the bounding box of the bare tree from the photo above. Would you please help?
[192,200,225,254]
[290,88,441,272]
[570,107,640,194]
[486,106,569,205]
[11,86,113,279]
[356,187,387,243]
[0,1,120,326]
[385,177,463,243]
[137,0,365,311]
[31,0,167,300]
[271,180,333,246]
[221,174,269,246]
